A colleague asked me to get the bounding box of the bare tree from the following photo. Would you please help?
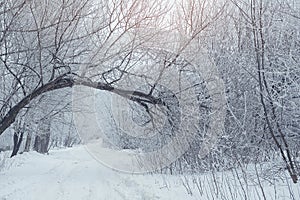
[0,0,169,137]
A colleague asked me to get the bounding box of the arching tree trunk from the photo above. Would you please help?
[0,75,165,138]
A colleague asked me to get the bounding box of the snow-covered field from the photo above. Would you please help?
[0,146,299,200]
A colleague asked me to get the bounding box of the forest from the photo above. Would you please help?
[0,0,299,199]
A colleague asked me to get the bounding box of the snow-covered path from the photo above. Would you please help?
[0,146,299,200]
[0,146,196,200]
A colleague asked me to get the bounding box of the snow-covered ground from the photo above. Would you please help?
[0,146,299,200]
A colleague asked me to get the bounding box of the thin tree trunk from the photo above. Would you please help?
[250,0,298,183]
[34,120,51,154]
[10,131,24,157]
[24,132,32,152]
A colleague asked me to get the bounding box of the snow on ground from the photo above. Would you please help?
[0,146,299,200]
